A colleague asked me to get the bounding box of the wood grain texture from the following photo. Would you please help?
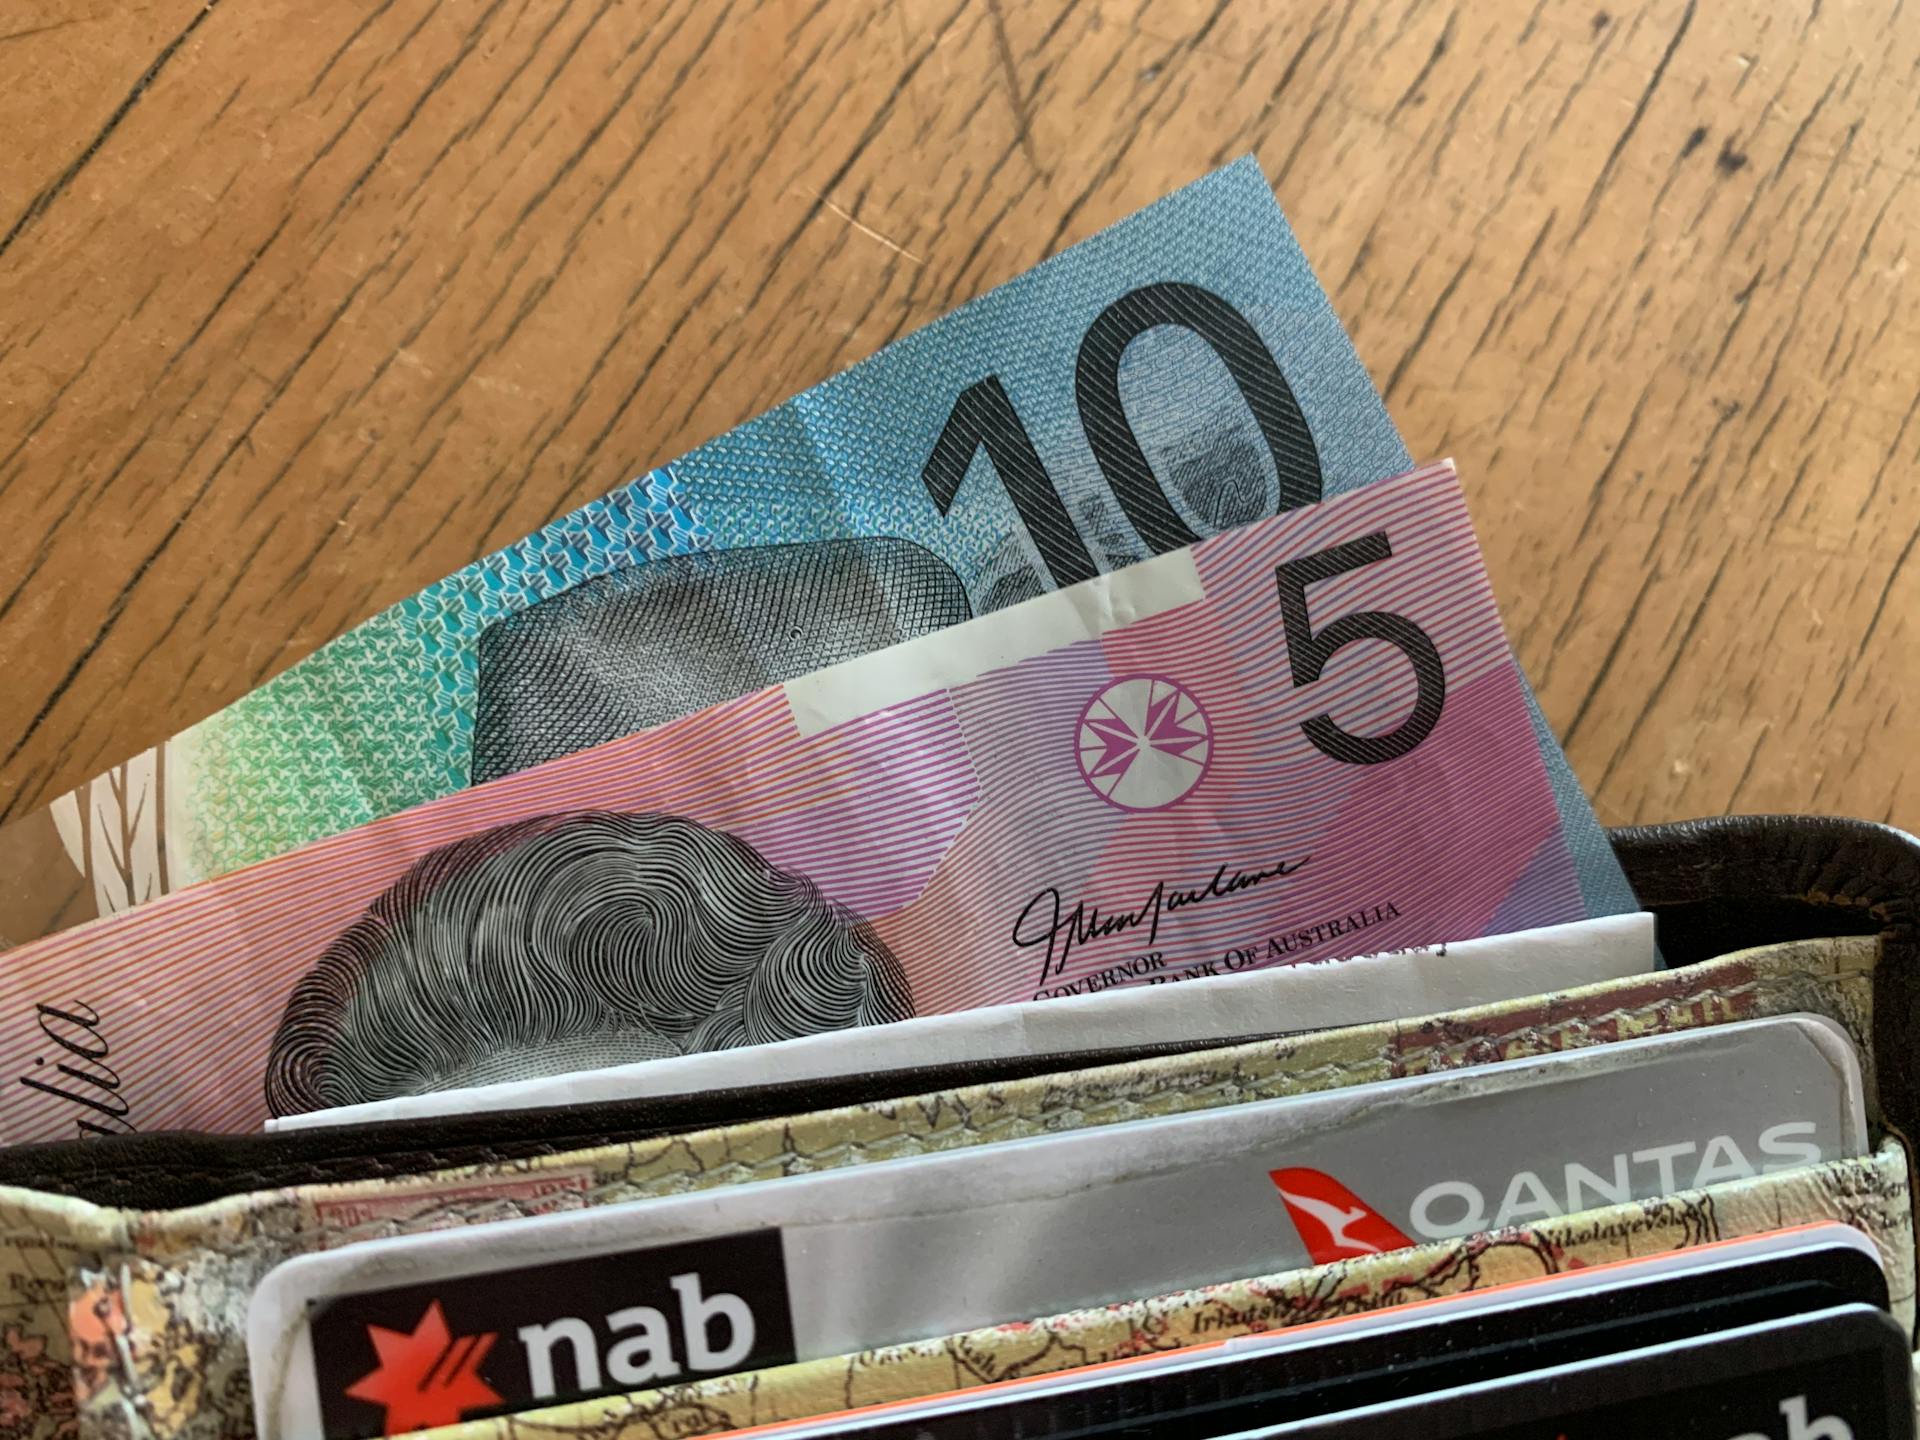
[0,0,1913,835]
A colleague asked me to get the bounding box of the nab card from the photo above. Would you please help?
[302,1229,795,1439]
[1252,1306,1913,1440]
[679,1226,1894,1440]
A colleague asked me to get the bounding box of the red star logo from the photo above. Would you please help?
[343,1300,503,1435]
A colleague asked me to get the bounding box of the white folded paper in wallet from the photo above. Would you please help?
[272,911,1654,1131]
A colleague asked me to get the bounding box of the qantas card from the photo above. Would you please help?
[1240,1305,1913,1439]
[250,1016,1867,1439]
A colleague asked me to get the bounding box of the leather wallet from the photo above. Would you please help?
[0,813,1912,1439]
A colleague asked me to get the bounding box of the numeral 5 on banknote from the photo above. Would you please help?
[1274,532,1445,765]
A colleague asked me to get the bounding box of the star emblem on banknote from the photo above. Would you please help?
[344,1299,502,1433]
[1075,675,1212,811]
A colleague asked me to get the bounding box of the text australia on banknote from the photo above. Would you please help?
[0,158,1634,950]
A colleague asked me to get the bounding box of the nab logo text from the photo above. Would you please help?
[517,1270,756,1399]
[1729,1395,1854,1440]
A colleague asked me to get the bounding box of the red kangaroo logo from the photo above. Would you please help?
[1269,1167,1414,1264]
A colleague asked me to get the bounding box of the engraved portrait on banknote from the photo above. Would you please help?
[263,810,912,1115]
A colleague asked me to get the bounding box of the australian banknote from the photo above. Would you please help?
[0,158,1634,945]
[1,461,1602,1144]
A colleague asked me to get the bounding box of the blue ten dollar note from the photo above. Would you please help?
[0,158,1635,944]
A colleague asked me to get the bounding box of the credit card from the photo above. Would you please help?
[1236,1305,1914,1439]
[269,911,1655,1132]
[696,1223,1892,1440]
[249,1015,1867,1439]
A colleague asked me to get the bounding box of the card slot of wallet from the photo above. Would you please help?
[0,1042,1253,1209]
[2,815,1911,1210]
[1613,818,1920,1143]
[346,1142,1914,1440]
[0,934,1883,1216]
[12,931,1894,1440]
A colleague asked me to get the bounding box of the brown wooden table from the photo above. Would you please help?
[1,0,1913,837]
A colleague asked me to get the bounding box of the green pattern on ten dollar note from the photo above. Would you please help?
[0,158,1634,946]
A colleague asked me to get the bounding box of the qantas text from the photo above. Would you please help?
[1407,1122,1824,1238]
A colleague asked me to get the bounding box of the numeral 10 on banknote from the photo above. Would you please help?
[922,282,1324,587]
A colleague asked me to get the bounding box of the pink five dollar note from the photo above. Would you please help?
[3,462,1593,1144]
